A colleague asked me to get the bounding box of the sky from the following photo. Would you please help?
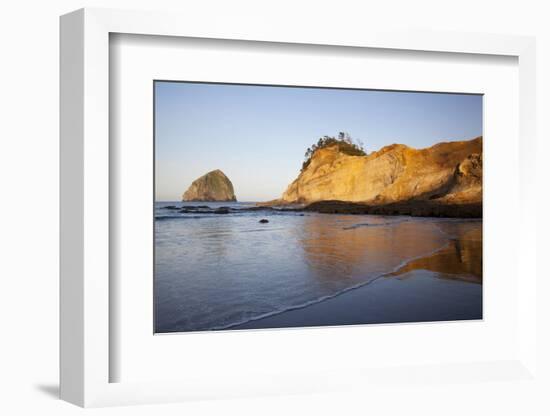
[155,81,482,201]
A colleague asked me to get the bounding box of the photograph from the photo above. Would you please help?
[154,81,483,333]
[6,0,541,412]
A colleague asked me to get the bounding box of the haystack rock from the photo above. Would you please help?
[281,137,482,206]
[182,169,236,202]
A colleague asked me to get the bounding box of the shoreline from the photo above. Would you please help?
[259,199,482,219]
[154,208,482,333]
[231,269,482,330]
[159,199,482,219]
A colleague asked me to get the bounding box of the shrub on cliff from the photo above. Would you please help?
[301,132,366,171]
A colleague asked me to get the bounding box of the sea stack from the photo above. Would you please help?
[182,169,237,202]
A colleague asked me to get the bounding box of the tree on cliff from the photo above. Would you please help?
[302,133,366,171]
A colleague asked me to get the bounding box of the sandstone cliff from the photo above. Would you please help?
[182,169,236,202]
[280,137,482,214]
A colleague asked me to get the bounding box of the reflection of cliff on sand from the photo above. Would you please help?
[388,222,482,283]
[296,215,448,287]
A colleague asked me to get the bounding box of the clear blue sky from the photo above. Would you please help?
[155,81,482,201]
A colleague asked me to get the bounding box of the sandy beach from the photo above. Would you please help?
[232,270,482,329]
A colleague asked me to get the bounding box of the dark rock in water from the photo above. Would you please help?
[178,206,231,214]
[259,219,269,223]
[303,199,482,218]
[163,205,179,210]
[242,206,274,211]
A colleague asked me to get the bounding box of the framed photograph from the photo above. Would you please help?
[60,8,538,407]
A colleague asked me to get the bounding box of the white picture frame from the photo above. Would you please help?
[60,7,538,407]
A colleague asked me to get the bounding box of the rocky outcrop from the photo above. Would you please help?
[182,169,236,202]
[280,137,482,208]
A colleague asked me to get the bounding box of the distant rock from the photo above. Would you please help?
[182,170,236,202]
[259,219,269,223]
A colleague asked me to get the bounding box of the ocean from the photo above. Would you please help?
[154,201,481,333]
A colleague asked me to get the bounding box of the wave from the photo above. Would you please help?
[155,215,222,220]
[208,240,451,331]
[155,210,302,221]
[342,218,410,230]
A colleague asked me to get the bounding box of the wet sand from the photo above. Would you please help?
[233,221,482,330]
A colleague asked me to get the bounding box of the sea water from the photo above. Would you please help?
[154,201,476,332]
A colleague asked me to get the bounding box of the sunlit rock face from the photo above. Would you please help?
[182,169,237,202]
[281,137,482,205]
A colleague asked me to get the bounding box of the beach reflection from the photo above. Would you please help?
[389,222,482,283]
[296,215,450,288]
